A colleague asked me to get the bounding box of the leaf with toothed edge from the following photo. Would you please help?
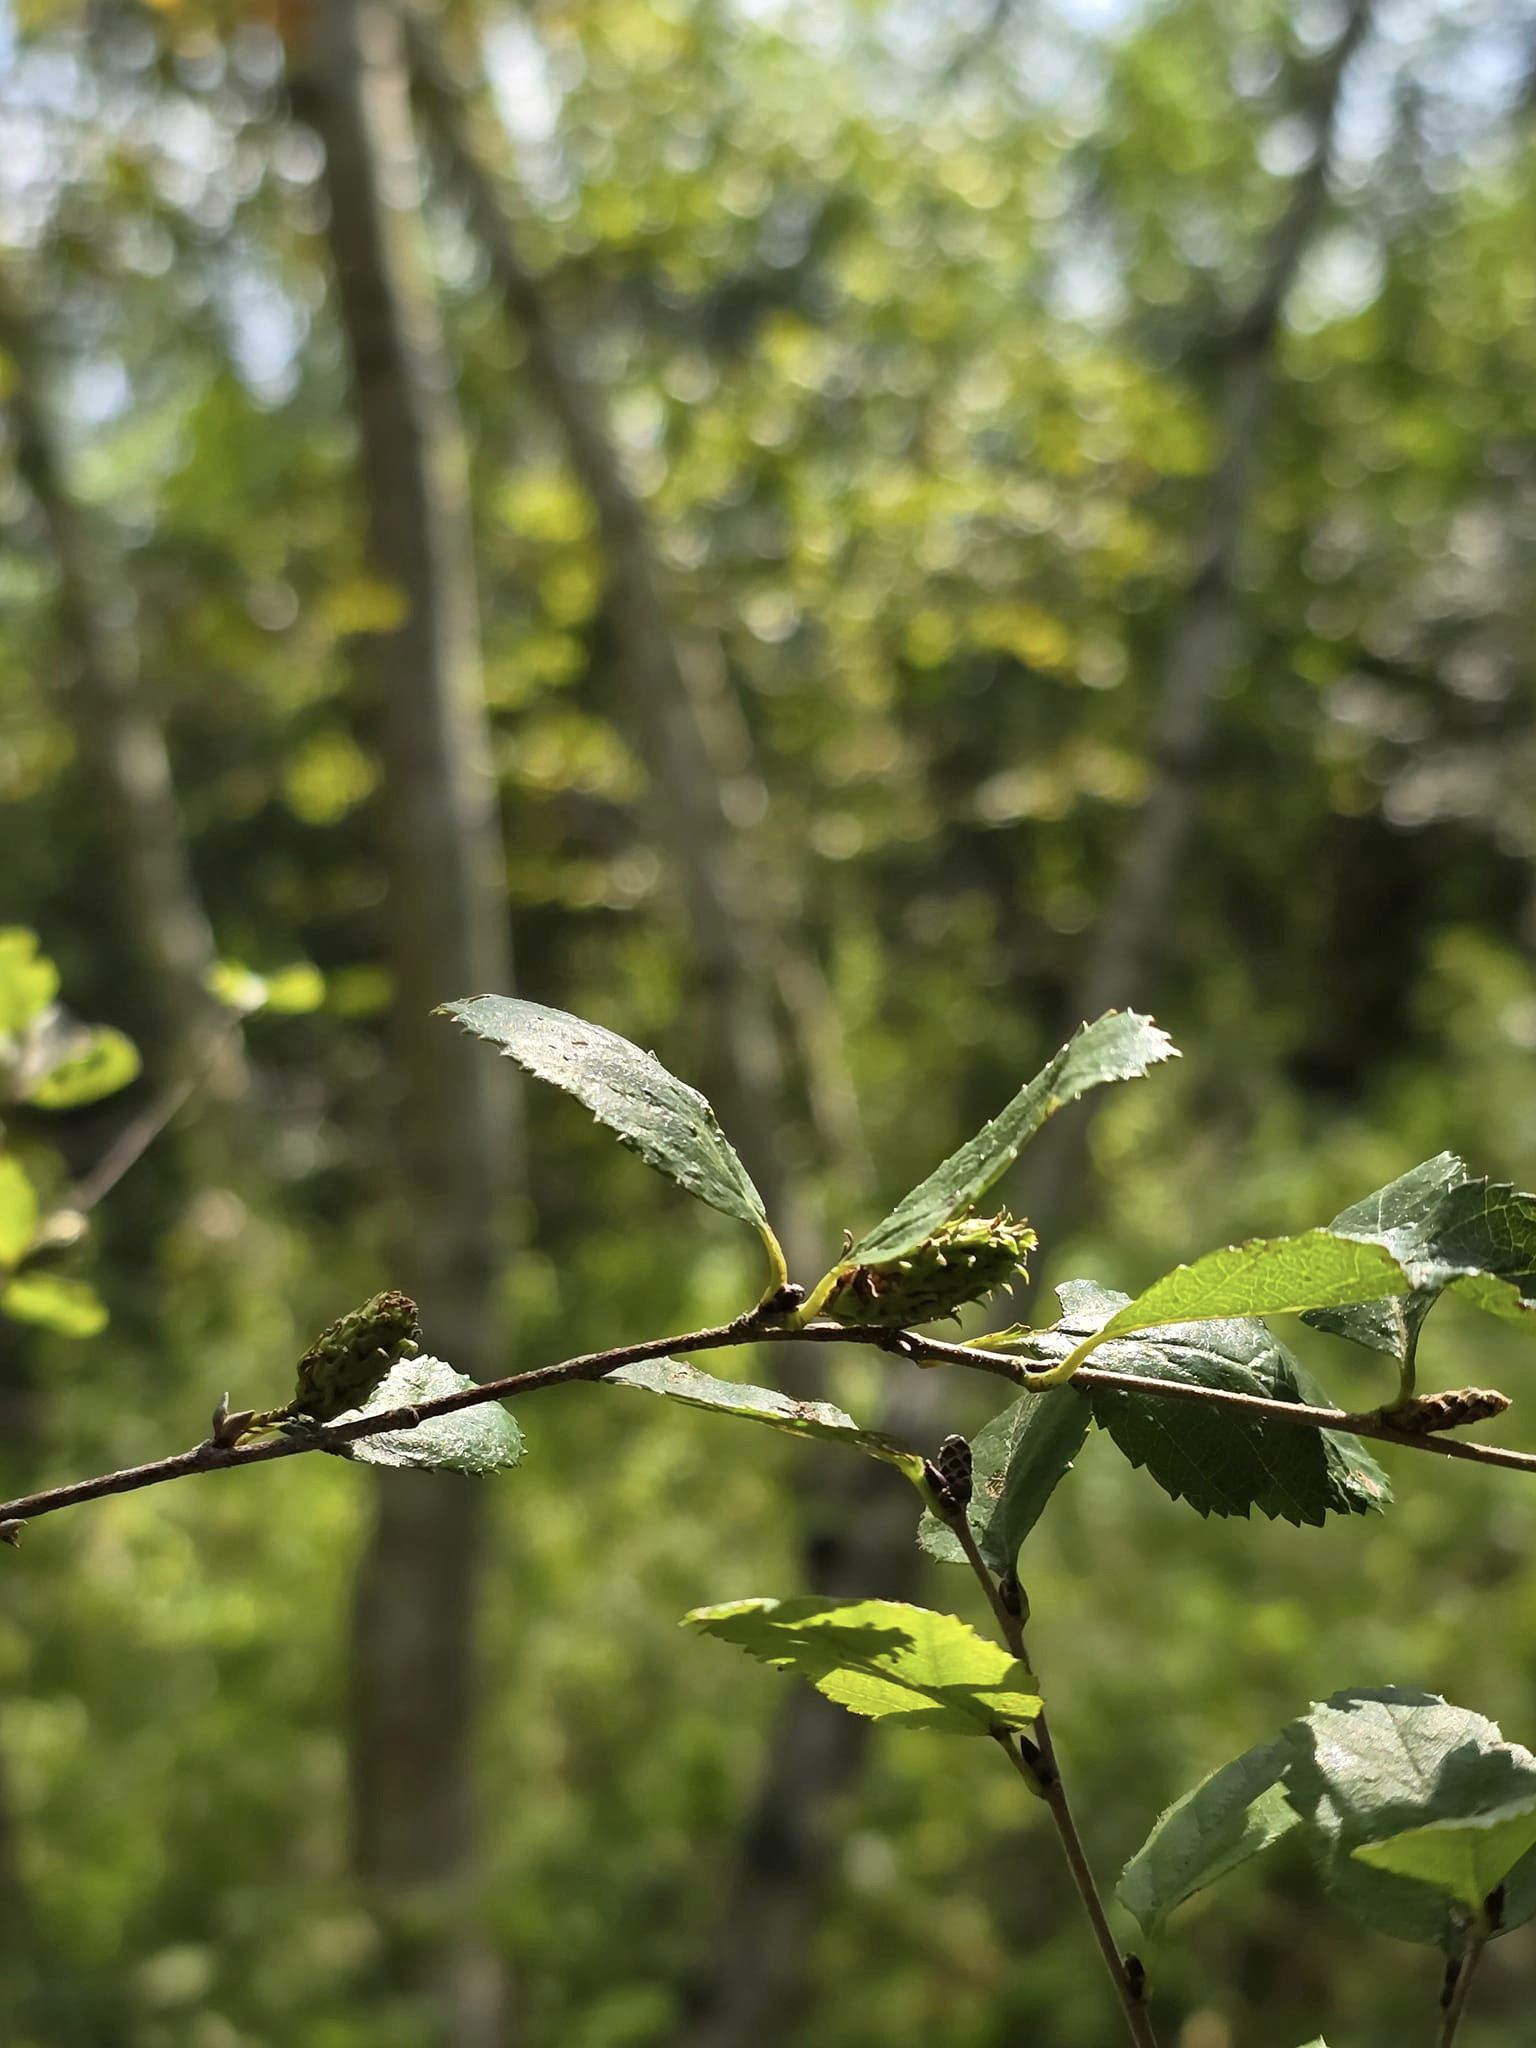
[1011,1283,1389,1525]
[849,1012,1177,1266]
[1058,1231,1413,1373]
[333,1354,525,1474]
[441,996,769,1234]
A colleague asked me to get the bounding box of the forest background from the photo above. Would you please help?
[2,0,1534,2044]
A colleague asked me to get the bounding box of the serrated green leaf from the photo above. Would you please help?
[335,1354,525,1474]
[918,1386,1091,1575]
[684,1596,1040,1737]
[1,1270,108,1337]
[1057,1233,1412,1375]
[1117,1735,1300,1934]
[1306,1157,1536,1358]
[1282,1689,1536,1948]
[1014,1284,1389,1525]
[607,1359,924,1477]
[1353,1798,1536,1914]
[0,1155,38,1267]
[850,1012,1177,1265]
[441,996,769,1235]
[24,1026,141,1110]
[0,929,58,1038]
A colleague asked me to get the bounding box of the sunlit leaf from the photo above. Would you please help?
[24,1026,141,1109]
[1283,1689,1536,1948]
[1307,1157,1536,1358]
[684,1596,1040,1737]
[207,961,270,1015]
[261,963,326,1015]
[0,1155,38,1267]
[851,1012,1177,1264]
[1057,1233,1412,1375]
[334,1354,525,1474]
[441,996,770,1235]
[1353,1799,1536,1916]
[0,928,58,1038]
[1,1270,108,1337]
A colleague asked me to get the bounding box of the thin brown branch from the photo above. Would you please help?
[67,1015,249,1217]
[1,1310,1530,1537]
[947,1497,1157,2046]
[1438,1923,1489,2047]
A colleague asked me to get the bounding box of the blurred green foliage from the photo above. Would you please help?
[1,0,1534,2043]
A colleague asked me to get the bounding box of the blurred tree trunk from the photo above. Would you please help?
[1024,0,1373,1239]
[405,17,806,1226]
[0,1738,34,2039]
[404,36,948,2045]
[0,274,241,1097]
[294,4,517,2042]
[1,266,244,2046]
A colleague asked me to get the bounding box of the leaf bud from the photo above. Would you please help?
[934,1433,974,1512]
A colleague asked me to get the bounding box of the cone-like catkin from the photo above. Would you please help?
[823,1212,1035,1327]
[291,1289,421,1422]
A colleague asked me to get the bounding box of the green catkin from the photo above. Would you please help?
[823,1212,1036,1328]
[289,1289,421,1422]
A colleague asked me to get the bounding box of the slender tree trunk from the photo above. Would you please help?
[405,17,798,1213]
[1024,0,1373,1238]
[293,5,517,2041]
[402,39,956,2044]
[0,274,241,1096]
[1,267,245,2045]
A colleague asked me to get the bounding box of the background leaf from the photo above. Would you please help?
[684,1596,1041,1736]
[442,996,769,1234]
[1117,1735,1300,1935]
[1282,1689,1536,1948]
[0,1154,38,1267]
[851,1011,1177,1264]
[0,928,59,1038]
[1015,1284,1389,1525]
[24,1025,141,1109]
[607,1358,924,1477]
[1,1271,108,1337]
[917,1385,1091,1575]
[335,1354,526,1474]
